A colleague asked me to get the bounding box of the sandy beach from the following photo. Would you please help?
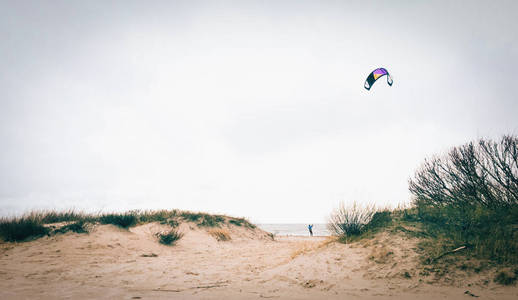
[1,221,516,300]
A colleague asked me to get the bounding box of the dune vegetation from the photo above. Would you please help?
[0,209,254,243]
[409,135,518,264]
[328,135,518,283]
[156,229,184,246]
[208,228,232,241]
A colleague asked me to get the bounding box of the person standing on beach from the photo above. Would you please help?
[308,224,313,236]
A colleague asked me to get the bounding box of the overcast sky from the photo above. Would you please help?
[1,0,517,223]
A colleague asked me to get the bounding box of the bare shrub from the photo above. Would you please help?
[409,135,518,263]
[409,135,518,208]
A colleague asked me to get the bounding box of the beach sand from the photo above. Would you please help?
[1,222,516,299]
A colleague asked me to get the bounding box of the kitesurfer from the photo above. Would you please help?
[308,224,313,236]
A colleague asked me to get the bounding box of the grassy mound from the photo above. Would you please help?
[0,209,255,243]
[0,216,49,242]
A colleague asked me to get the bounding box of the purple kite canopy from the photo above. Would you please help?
[364,68,393,90]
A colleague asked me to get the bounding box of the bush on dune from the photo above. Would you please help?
[99,213,138,228]
[328,202,387,242]
[364,210,392,232]
[0,210,94,241]
[0,216,49,242]
[180,211,226,227]
[199,214,225,227]
[53,221,89,234]
[409,135,517,208]
[137,209,178,224]
[179,211,204,222]
[35,210,96,224]
[409,135,518,264]
[229,217,256,229]
[156,229,184,246]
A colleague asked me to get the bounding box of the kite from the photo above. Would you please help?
[364,68,393,90]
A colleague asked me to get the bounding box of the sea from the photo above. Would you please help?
[257,223,331,237]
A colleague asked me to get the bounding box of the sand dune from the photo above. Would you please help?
[1,222,517,299]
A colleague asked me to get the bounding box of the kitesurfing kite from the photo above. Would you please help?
[364,68,393,90]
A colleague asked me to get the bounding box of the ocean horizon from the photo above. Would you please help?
[257,223,331,237]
